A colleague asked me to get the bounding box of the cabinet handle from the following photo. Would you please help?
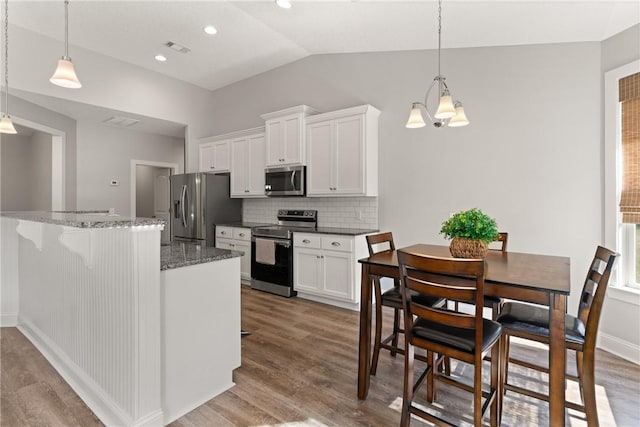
[302,239,311,244]
[239,233,245,237]
[316,255,320,259]
[210,165,215,169]
[331,242,341,247]
[221,231,226,235]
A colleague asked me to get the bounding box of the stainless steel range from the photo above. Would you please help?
[251,210,317,297]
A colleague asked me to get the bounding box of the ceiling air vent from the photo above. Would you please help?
[102,116,140,128]
[165,41,191,54]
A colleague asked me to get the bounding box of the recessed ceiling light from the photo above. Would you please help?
[276,0,291,9]
[155,54,167,62]
[203,25,217,35]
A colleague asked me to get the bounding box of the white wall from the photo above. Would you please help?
[76,123,183,215]
[209,42,602,308]
[1,130,52,211]
[9,25,216,173]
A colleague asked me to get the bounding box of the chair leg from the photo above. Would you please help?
[390,307,400,357]
[490,340,500,427]
[502,334,511,395]
[370,278,383,376]
[427,351,435,403]
[581,350,599,427]
[400,342,415,427]
[576,350,585,403]
[474,356,483,427]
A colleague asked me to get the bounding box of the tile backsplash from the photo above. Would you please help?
[243,197,378,229]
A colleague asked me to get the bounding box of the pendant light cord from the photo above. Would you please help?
[437,0,441,78]
[64,0,69,59]
[3,0,9,117]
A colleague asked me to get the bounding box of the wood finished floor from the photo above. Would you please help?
[2,285,639,426]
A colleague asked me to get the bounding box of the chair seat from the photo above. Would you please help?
[412,316,502,353]
[381,287,445,308]
[497,302,585,345]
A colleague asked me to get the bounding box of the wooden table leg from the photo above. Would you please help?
[358,263,372,399]
[549,293,567,426]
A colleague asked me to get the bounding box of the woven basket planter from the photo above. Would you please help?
[449,237,488,259]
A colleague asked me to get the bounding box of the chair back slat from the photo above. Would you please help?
[398,250,485,333]
[366,232,395,256]
[488,232,509,252]
[578,246,618,347]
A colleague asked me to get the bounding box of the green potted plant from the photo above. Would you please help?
[440,208,499,258]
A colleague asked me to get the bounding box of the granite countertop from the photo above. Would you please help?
[300,227,379,236]
[161,241,242,271]
[216,222,274,228]
[0,211,165,229]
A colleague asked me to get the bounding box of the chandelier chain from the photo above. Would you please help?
[437,0,442,78]
[3,0,8,116]
[64,0,69,58]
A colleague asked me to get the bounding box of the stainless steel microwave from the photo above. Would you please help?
[264,166,306,197]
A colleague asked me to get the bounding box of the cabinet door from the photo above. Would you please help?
[230,138,247,197]
[265,120,284,167]
[199,143,215,172]
[294,248,322,293]
[283,115,303,165]
[306,121,334,196]
[334,115,365,195]
[215,239,234,251]
[213,140,231,172]
[247,134,266,196]
[235,240,251,281]
[322,250,353,301]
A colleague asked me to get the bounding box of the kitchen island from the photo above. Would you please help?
[0,212,243,426]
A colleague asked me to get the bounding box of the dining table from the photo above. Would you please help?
[357,244,571,426]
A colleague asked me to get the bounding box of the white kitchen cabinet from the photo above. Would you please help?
[216,226,251,283]
[306,104,380,197]
[231,132,266,198]
[293,232,369,310]
[261,105,318,168]
[198,139,230,173]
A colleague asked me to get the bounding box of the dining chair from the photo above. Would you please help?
[366,232,445,376]
[497,245,618,426]
[397,250,502,427]
[454,232,508,319]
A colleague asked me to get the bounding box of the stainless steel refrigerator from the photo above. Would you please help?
[170,173,242,246]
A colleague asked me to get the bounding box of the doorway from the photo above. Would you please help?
[131,160,178,244]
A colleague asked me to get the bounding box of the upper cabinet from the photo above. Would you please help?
[230,130,266,198]
[198,139,230,173]
[261,105,319,168]
[306,105,380,197]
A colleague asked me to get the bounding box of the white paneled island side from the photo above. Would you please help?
[0,212,243,426]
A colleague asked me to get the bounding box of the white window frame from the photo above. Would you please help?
[604,59,640,302]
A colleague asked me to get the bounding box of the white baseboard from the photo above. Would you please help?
[18,319,163,427]
[598,332,640,365]
[296,292,360,311]
[1,313,18,327]
[163,381,235,425]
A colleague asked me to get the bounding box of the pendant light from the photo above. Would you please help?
[1,0,16,134]
[405,0,468,129]
[50,0,81,89]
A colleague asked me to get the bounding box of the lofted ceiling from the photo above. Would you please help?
[9,0,640,92]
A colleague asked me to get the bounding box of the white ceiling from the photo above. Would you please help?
[10,0,640,92]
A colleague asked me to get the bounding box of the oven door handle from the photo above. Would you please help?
[252,237,291,248]
[291,170,296,191]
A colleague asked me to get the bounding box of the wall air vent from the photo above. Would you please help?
[165,41,191,54]
[102,116,140,128]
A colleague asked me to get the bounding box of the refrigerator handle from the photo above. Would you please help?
[180,184,187,228]
[173,200,180,219]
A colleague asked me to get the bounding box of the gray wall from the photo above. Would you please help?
[1,130,52,211]
[136,165,170,218]
[210,42,602,312]
[76,122,183,215]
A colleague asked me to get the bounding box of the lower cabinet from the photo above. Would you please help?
[216,226,251,283]
[293,232,368,310]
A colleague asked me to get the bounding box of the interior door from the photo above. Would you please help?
[154,171,171,243]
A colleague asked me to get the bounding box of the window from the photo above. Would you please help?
[605,61,640,291]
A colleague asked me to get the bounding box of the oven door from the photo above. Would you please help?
[264,166,305,197]
[251,237,293,288]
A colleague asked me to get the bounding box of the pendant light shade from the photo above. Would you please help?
[50,0,81,89]
[406,103,427,128]
[0,115,16,134]
[448,102,469,127]
[1,0,16,134]
[406,0,469,130]
[50,58,82,88]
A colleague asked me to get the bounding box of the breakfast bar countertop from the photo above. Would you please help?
[161,241,243,271]
[0,211,165,228]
